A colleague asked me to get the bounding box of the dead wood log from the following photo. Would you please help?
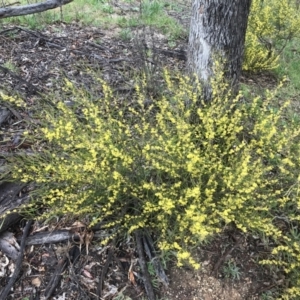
[0,231,20,260]
[97,246,114,298]
[0,0,73,19]
[44,255,68,299]
[0,220,33,299]
[0,107,11,126]
[143,232,169,287]
[0,182,30,235]
[135,230,156,300]
[23,229,80,245]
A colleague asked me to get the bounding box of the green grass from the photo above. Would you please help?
[1,0,187,40]
[3,60,18,73]
[222,259,241,281]
[119,28,133,41]
[273,38,300,94]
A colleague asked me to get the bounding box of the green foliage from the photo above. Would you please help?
[244,0,300,71]
[2,67,300,297]
[222,259,241,280]
[119,28,133,41]
[147,262,160,289]
[274,38,300,90]
[261,291,275,300]
[117,0,185,40]
[101,3,115,14]
[3,60,18,73]
[2,0,185,40]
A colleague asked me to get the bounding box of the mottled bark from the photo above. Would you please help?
[187,0,252,99]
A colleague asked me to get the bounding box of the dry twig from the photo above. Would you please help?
[0,220,33,299]
[135,230,156,300]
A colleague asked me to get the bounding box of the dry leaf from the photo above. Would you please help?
[85,231,94,255]
[71,221,86,228]
[82,268,93,279]
[128,270,136,286]
[32,225,48,233]
[0,255,9,277]
[80,275,96,290]
[102,284,118,299]
[38,266,45,272]
[32,277,41,287]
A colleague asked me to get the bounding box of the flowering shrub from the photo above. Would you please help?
[244,0,300,71]
[2,69,300,297]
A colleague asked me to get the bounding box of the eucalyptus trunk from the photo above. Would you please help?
[187,0,252,99]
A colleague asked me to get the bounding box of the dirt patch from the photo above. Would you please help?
[165,267,253,300]
[162,229,277,300]
[0,22,187,98]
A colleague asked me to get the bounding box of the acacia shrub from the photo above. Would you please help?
[244,0,300,71]
[2,70,300,297]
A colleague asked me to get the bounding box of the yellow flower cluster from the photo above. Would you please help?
[2,70,300,298]
[0,93,26,107]
[244,0,300,71]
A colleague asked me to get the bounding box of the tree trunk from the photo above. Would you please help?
[187,0,252,99]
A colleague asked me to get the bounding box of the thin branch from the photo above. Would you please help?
[97,246,114,298]
[0,220,33,299]
[44,255,68,299]
[135,230,156,300]
[212,235,243,277]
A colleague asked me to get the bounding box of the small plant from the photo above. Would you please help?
[260,291,275,300]
[141,0,164,20]
[113,293,132,300]
[3,60,18,73]
[222,259,241,280]
[119,28,132,41]
[101,3,114,14]
[147,261,160,289]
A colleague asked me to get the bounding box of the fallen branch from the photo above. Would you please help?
[23,229,79,245]
[0,0,73,19]
[0,107,11,126]
[0,220,33,299]
[18,229,110,245]
[0,182,30,235]
[44,245,80,299]
[97,246,114,298]
[0,231,20,260]
[143,232,169,287]
[135,230,156,300]
[44,255,68,299]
